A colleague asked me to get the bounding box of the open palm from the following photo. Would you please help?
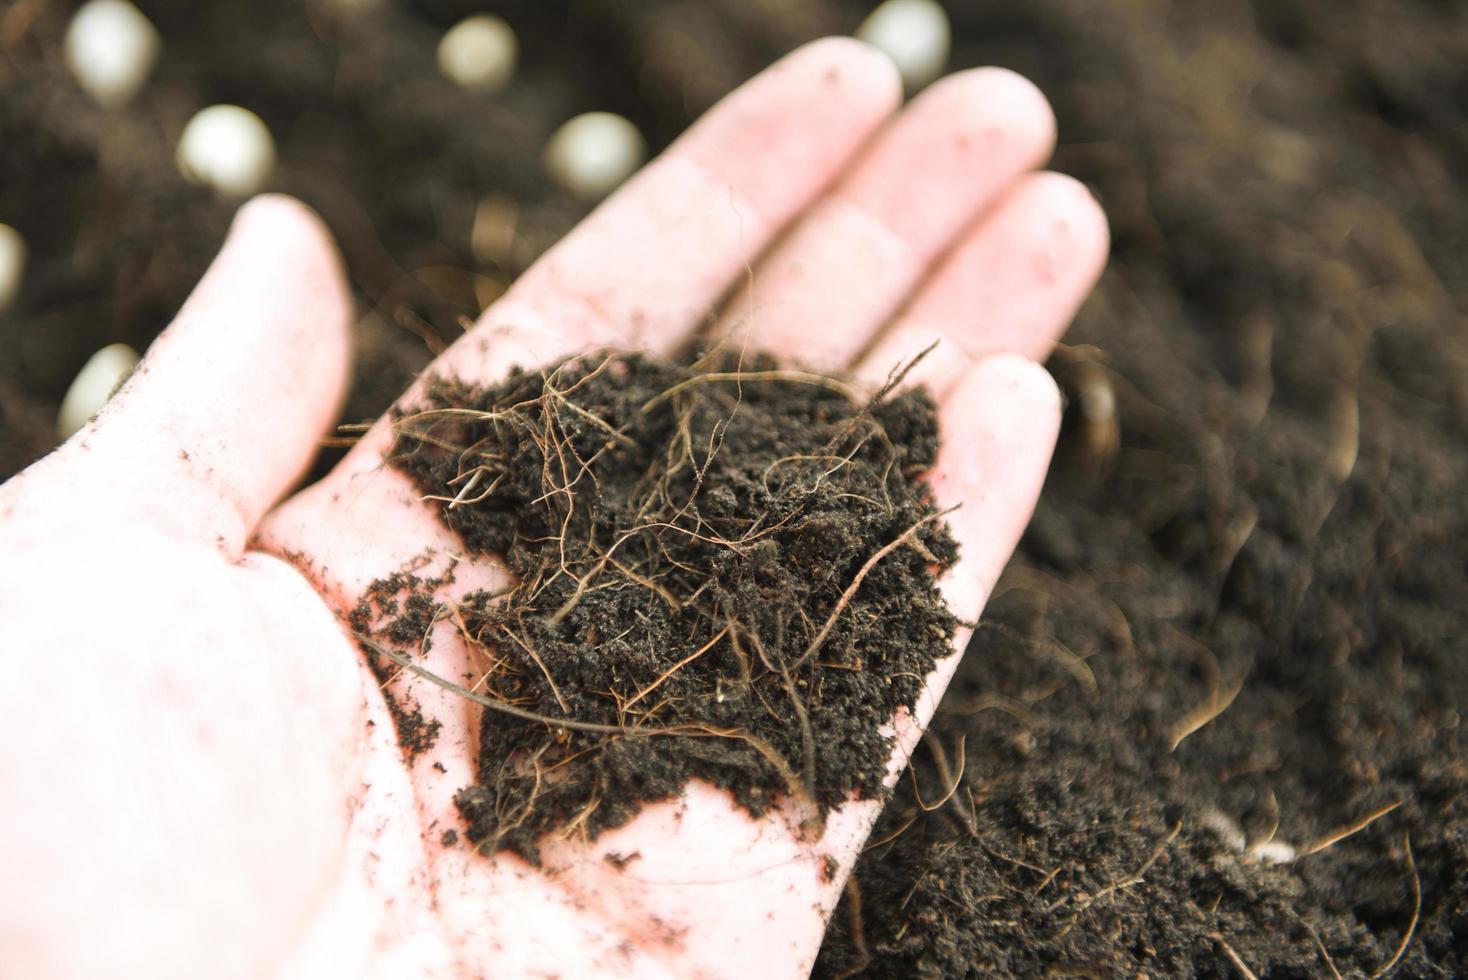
[0,40,1106,979]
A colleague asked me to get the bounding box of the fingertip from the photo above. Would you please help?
[938,351,1062,511]
[679,36,902,172]
[919,66,1057,164]
[980,67,1057,148]
[233,193,328,242]
[790,36,904,112]
[950,351,1063,438]
[996,172,1110,361]
[231,194,352,315]
[1018,170,1111,266]
[225,194,354,388]
[930,353,1060,621]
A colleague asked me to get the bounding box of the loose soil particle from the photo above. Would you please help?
[348,566,455,759]
[373,349,958,862]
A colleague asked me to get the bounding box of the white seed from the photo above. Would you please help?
[544,112,646,200]
[63,0,161,107]
[438,15,518,92]
[1200,808,1248,852]
[57,343,140,439]
[0,223,25,312]
[1249,840,1298,865]
[176,105,277,198]
[856,0,951,91]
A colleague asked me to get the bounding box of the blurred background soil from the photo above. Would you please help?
[3,1,1466,975]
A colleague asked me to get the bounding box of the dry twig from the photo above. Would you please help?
[1211,933,1260,980]
[1299,801,1402,857]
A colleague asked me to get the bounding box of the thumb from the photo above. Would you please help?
[9,195,353,553]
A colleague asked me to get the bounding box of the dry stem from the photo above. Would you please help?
[1369,834,1420,979]
[1299,800,1402,857]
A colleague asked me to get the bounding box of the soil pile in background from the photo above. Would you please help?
[5,1,1466,975]
[824,2,1468,975]
[371,350,955,861]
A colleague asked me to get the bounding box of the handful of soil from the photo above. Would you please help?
[370,349,958,861]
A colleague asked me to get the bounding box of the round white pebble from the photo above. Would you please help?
[1200,808,1248,852]
[1249,840,1298,865]
[438,14,518,92]
[176,105,277,198]
[64,0,161,107]
[856,0,951,91]
[544,112,646,200]
[57,343,140,439]
[0,224,25,312]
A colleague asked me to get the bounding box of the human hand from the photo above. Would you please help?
[0,39,1106,978]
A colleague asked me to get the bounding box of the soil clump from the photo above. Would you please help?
[367,349,957,862]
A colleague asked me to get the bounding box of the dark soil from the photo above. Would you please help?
[347,565,457,759]
[5,1,1467,976]
[372,350,956,862]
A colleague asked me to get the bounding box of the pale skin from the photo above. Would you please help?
[0,39,1107,979]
